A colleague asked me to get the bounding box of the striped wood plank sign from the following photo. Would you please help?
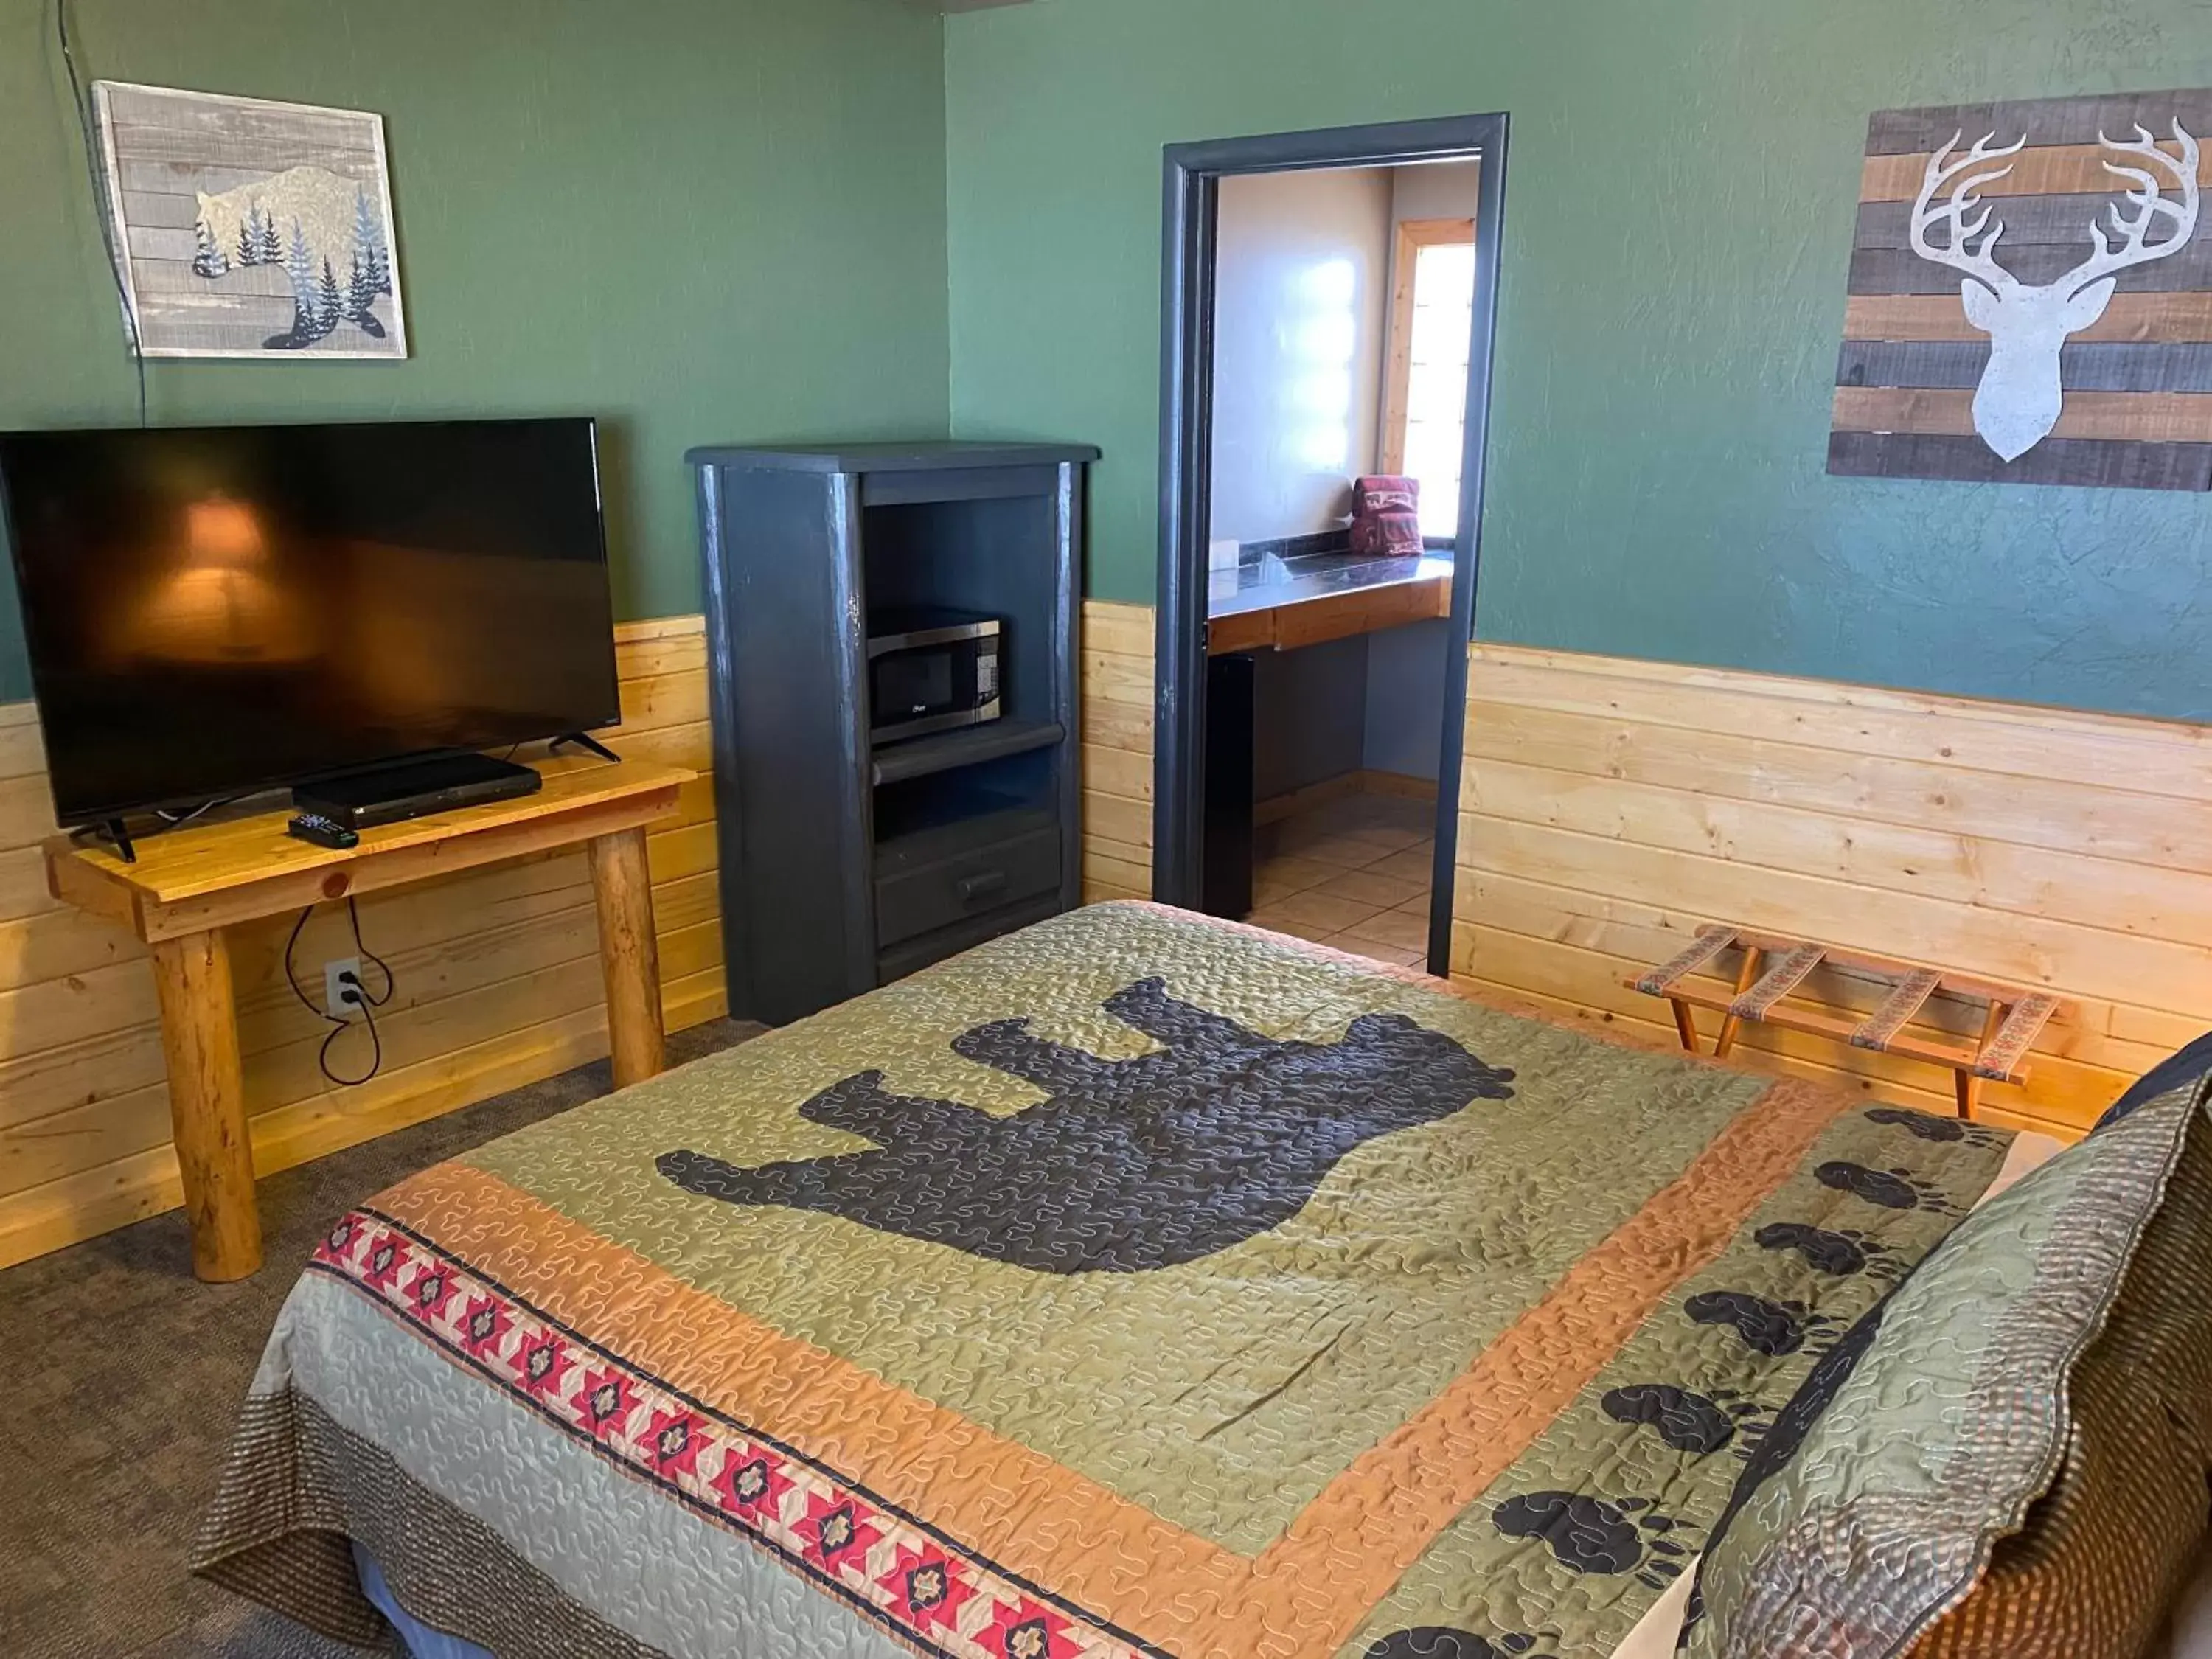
[1829,88,2212,490]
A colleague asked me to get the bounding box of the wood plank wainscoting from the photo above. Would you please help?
[1455,644,2212,1141]
[1069,604,2208,1142]
[14,609,2176,1264]
[1080,599,1156,902]
[0,616,724,1269]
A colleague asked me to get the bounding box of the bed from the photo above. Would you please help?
[197,900,2186,1659]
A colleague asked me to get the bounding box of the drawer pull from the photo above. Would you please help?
[874,824,1060,950]
[956,870,1009,904]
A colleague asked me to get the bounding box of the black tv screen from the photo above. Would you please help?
[0,417,621,827]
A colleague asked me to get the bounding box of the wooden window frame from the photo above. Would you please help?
[1379,216,1476,473]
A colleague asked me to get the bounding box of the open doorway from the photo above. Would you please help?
[1152,114,1509,975]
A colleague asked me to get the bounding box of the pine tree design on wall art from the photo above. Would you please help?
[90,80,406,359]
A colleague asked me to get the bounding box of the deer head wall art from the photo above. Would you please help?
[1829,91,2212,491]
[1910,124,2199,461]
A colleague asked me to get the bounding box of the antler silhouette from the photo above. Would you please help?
[1901,117,2203,462]
[2056,120,2201,296]
[1908,130,2028,294]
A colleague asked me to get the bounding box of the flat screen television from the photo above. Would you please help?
[0,417,620,827]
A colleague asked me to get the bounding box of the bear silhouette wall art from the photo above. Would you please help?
[658,977,1516,1271]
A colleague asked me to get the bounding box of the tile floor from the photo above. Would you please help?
[1242,788,1437,968]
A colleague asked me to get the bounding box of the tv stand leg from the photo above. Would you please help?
[551,731,621,764]
[150,928,261,1281]
[588,826,665,1090]
[105,818,137,863]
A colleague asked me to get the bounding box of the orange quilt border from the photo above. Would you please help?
[372,1073,1848,1658]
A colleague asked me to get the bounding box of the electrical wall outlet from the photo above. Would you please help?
[324,956,364,1015]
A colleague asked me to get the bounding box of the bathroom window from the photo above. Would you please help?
[1380,218,1475,540]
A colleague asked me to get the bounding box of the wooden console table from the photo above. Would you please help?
[44,759,694,1281]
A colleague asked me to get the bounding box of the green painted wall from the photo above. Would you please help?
[13,1,2211,721]
[945,0,2212,721]
[0,0,950,702]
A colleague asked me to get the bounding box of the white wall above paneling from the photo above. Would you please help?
[1208,167,1394,546]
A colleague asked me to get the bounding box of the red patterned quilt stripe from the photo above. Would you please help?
[310,1211,1150,1659]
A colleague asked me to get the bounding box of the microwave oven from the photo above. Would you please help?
[866,611,1002,745]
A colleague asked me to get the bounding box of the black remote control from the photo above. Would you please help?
[288,811,360,849]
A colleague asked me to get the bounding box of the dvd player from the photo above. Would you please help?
[291,751,542,830]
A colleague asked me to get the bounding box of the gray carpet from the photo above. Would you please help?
[0,1018,762,1659]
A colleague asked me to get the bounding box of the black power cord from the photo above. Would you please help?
[55,0,148,427]
[284,897,396,1087]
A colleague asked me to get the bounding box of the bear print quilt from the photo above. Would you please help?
[194,901,2023,1659]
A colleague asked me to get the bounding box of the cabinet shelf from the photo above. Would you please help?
[694,440,1094,1024]
[871,718,1065,786]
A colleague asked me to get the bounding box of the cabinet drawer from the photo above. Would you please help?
[878,893,1064,986]
[875,827,1060,949]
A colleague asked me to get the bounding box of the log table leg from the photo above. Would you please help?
[150,929,261,1281]
[588,826,666,1090]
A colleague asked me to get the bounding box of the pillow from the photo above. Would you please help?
[1683,1054,2212,1659]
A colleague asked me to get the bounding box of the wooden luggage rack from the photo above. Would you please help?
[1625,925,2065,1120]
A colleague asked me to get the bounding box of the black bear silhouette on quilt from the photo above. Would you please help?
[658,976,1515,1272]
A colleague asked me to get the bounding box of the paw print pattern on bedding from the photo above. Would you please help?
[1863,1106,2007,1150]
[1329,1085,2012,1659]
[1683,1291,1848,1358]
[1599,1383,1774,1457]
[656,976,1516,1272]
[1814,1161,1962,1214]
[1492,1491,1698,1593]
[1752,1221,1910,1281]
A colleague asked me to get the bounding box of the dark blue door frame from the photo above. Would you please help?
[1154,112,1511,975]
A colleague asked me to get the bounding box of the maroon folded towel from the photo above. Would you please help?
[1353,475,1419,516]
[1350,510,1422,557]
[1351,475,1421,555]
